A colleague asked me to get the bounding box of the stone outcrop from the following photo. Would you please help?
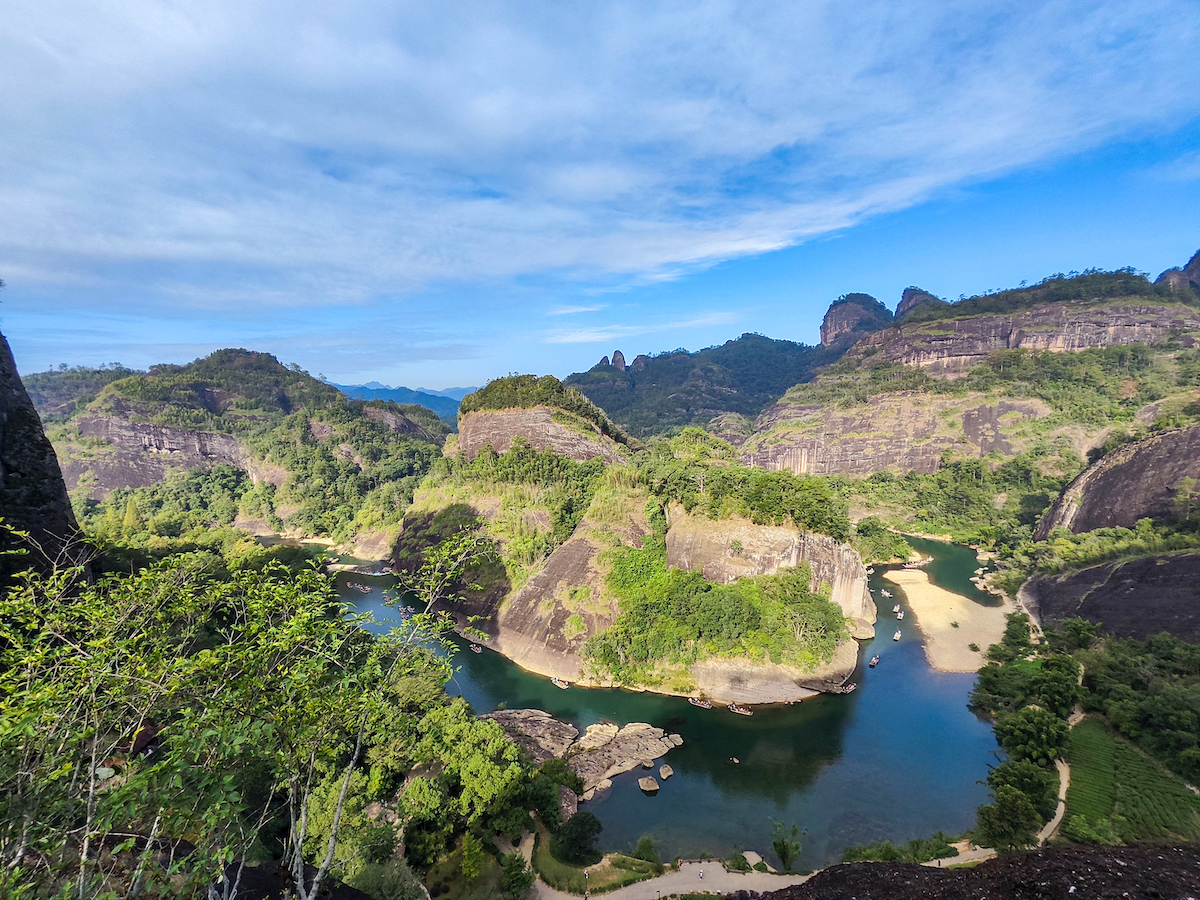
[851,301,1200,374]
[611,350,627,371]
[1155,248,1200,295]
[1023,552,1200,642]
[1035,424,1200,537]
[59,416,245,499]
[819,294,893,347]
[481,709,683,798]
[1,332,84,579]
[568,722,683,796]
[665,509,876,638]
[740,394,1048,476]
[896,287,942,319]
[481,709,578,761]
[456,407,627,464]
[361,405,439,442]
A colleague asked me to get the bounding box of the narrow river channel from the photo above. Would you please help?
[342,538,1001,870]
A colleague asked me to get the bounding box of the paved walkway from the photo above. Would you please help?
[1037,758,1072,845]
[530,862,810,900]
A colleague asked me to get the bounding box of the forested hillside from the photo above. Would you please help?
[563,333,842,437]
[31,350,450,553]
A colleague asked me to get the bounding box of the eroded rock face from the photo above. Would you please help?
[481,709,578,761]
[61,416,244,499]
[1023,553,1200,642]
[853,301,1200,373]
[361,406,438,441]
[457,407,627,464]
[665,509,876,636]
[1154,248,1200,295]
[1,332,84,579]
[896,287,941,319]
[819,294,893,347]
[611,350,627,371]
[1036,424,1200,537]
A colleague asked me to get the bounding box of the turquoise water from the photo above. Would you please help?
[341,538,1001,869]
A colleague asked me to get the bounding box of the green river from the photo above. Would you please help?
[343,537,1001,869]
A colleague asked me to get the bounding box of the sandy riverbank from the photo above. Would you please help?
[882,569,1011,672]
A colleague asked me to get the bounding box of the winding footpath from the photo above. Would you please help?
[529,862,810,900]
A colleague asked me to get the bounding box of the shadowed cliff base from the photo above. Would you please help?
[752,845,1200,900]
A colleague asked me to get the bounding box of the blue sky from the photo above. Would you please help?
[2,1,1199,388]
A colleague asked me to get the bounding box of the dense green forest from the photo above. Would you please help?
[21,363,140,422]
[564,333,843,437]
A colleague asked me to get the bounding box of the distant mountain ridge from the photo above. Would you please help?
[332,383,473,420]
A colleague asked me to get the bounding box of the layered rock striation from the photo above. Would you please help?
[852,301,1200,374]
[0,332,84,579]
[1036,424,1200,537]
[457,407,627,464]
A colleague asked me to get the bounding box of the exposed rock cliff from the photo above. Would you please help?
[0,332,83,579]
[852,301,1200,374]
[896,286,943,319]
[456,407,628,464]
[1023,552,1200,642]
[58,416,245,499]
[1155,247,1200,295]
[1035,424,1200,537]
[819,293,893,347]
[361,405,440,442]
[665,509,877,638]
[739,393,1050,476]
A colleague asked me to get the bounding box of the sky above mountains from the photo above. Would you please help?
[2,1,1199,388]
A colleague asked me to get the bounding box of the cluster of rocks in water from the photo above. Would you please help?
[482,708,683,803]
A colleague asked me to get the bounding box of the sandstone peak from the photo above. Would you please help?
[1155,248,1200,295]
[819,293,893,347]
[611,350,627,371]
[630,354,649,371]
[597,355,610,368]
[896,286,941,319]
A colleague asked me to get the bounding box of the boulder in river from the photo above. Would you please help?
[638,776,659,793]
[659,764,674,780]
[481,709,578,761]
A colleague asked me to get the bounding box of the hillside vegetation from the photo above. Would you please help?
[565,333,842,437]
[459,374,632,447]
[39,349,448,546]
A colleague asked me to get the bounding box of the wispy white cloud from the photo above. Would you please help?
[0,0,1198,369]
[544,312,736,344]
[546,304,606,316]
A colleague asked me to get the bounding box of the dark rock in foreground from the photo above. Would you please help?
[753,845,1200,900]
[0,331,85,581]
[1024,552,1200,642]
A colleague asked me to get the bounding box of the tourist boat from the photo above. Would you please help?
[730,757,740,764]
[469,644,482,654]
[728,703,753,717]
[893,630,902,641]
[869,655,880,668]
[689,697,713,709]
[551,678,570,689]
[896,611,904,620]
[866,567,874,575]
[357,584,371,594]
[903,556,934,569]
[842,682,857,694]
[880,589,892,598]
[892,604,901,613]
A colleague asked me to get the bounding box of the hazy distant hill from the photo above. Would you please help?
[333,382,469,421]
[563,333,842,437]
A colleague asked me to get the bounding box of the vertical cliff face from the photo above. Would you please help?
[663,509,877,637]
[456,407,628,464]
[0,332,84,579]
[1035,424,1200,537]
[819,294,894,347]
[896,287,942,319]
[1154,248,1200,295]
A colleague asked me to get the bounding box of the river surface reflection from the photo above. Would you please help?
[342,538,1000,869]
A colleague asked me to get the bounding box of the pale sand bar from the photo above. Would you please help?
[882,568,1012,672]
